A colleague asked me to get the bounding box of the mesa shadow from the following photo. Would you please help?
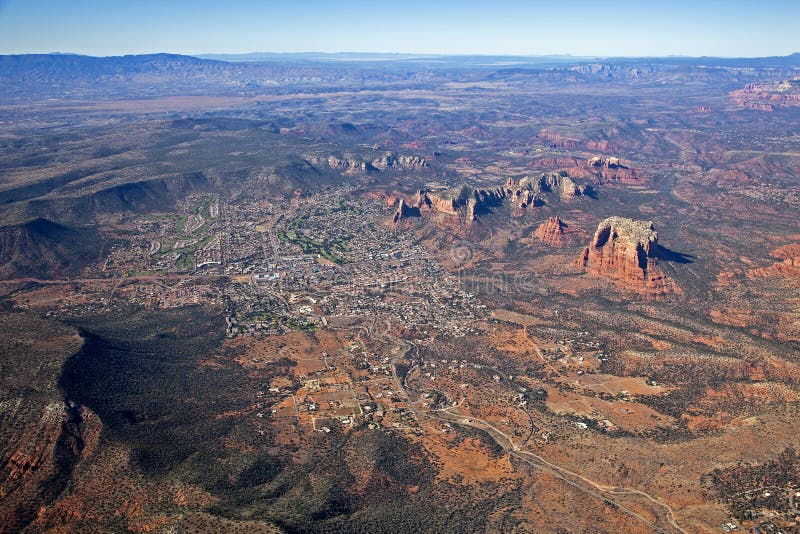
[653,244,695,264]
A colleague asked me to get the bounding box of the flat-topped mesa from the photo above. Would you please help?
[577,216,675,295]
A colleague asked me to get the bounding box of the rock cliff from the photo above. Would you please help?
[395,172,591,225]
[729,78,800,111]
[577,216,675,295]
[587,156,642,183]
[309,152,428,174]
[507,173,590,201]
[533,216,568,246]
[372,152,428,170]
[748,243,800,279]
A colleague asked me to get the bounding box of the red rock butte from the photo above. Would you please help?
[577,216,676,296]
[534,216,568,246]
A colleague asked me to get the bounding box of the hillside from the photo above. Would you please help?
[0,218,103,278]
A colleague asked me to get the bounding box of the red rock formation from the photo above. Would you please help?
[391,190,431,224]
[729,78,800,111]
[747,243,800,279]
[393,173,591,225]
[773,244,800,277]
[426,191,462,215]
[577,217,676,296]
[534,216,568,246]
[536,130,580,150]
[587,156,642,184]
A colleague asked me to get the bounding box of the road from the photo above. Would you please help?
[355,317,687,534]
[428,408,686,534]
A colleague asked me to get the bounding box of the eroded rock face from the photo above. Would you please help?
[533,216,568,246]
[587,156,641,183]
[748,243,800,279]
[308,152,428,174]
[577,216,675,295]
[506,173,589,201]
[424,185,507,219]
[394,173,591,225]
[372,152,428,170]
[306,155,372,173]
[729,78,800,111]
[774,245,800,278]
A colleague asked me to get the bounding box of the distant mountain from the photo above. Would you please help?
[0,52,224,76]
[0,52,431,99]
[601,51,800,69]
[0,53,236,87]
[1,52,799,100]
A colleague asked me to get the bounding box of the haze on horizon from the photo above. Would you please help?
[0,0,798,59]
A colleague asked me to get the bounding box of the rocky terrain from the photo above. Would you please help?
[533,216,572,246]
[0,51,799,533]
[393,173,591,225]
[0,314,96,533]
[577,217,676,295]
[729,78,800,111]
[586,156,644,184]
[308,152,428,174]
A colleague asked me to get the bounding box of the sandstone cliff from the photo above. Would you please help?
[504,173,588,203]
[396,173,590,225]
[577,216,675,295]
[533,216,569,246]
[423,185,507,219]
[747,243,800,279]
[372,152,428,170]
[307,155,373,173]
[729,78,800,111]
[587,156,642,184]
[308,152,428,174]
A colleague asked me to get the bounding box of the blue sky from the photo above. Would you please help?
[0,0,797,57]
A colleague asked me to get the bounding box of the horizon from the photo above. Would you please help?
[1,0,799,58]
[4,50,800,61]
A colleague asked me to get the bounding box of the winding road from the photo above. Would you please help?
[350,315,687,534]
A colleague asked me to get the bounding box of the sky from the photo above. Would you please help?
[0,0,798,58]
